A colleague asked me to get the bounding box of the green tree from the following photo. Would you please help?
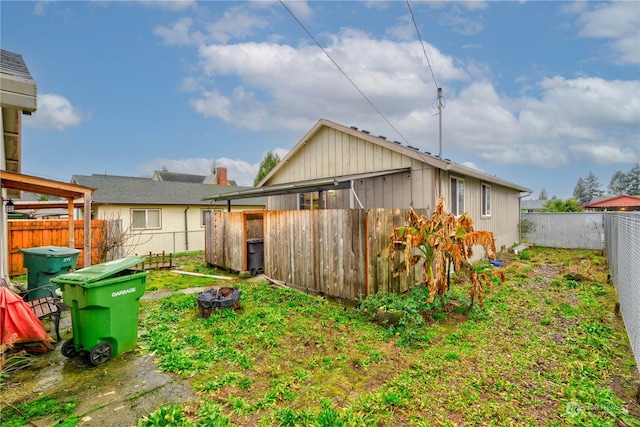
[573,172,603,205]
[573,177,587,205]
[626,163,640,195]
[254,151,280,186]
[543,198,582,212]
[608,170,628,195]
[538,188,548,200]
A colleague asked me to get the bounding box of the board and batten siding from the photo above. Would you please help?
[265,126,439,210]
[445,173,522,257]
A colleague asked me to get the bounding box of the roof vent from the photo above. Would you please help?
[407,145,419,151]
[378,135,386,140]
[393,140,402,145]
[361,129,370,134]
[350,126,358,130]
[445,158,451,162]
[423,151,431,155]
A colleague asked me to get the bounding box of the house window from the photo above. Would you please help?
[481,183,491,217]
[299,192,326,210]
[201,209,222,227]
[450,177,465,216]
[131,209,161,230]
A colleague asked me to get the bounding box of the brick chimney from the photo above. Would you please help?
[216,167,228,185]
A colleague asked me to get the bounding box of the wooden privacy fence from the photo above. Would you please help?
[8,220,105,277]
[205,209,426,301]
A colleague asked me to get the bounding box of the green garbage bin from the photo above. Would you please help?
[51,256,148,366]
[19,246,81,300]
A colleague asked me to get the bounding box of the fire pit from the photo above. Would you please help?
[197,287,242,318]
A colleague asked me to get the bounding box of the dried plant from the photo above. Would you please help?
[389,196,504,307]
[93,215,153,262]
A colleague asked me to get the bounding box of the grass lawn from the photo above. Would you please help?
[2,247,639,426]
[136,247,640,426]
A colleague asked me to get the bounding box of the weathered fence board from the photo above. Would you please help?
[8,220,105,276]
[205,211,246,271]
[205,209,428,301]
[367,208,427,295]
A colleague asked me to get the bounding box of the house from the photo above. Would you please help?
[202,119,532,299]
[71,174,264,256]
[208,118,532,253]
[152,167,238,186]
[584,195,640,212]
[1,49,94,279]
[522,199,548,212]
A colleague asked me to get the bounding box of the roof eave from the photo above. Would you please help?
[0,73,37,112]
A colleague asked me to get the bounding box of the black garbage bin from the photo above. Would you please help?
[246,238,264,276]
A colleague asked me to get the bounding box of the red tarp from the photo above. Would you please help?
[0,285,55,353]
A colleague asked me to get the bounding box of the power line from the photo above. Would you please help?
[279,0,410,144]
[406,0,439,90]
[406,0,445,158]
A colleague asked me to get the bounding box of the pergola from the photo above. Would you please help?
[0,170,95,277]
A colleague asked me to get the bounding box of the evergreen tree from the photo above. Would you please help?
[627,163,640,195]
[538,188,548,200]
[573,177,588,205]
[254,151,281,186]
[608,170,627,195]
[574,172,604,205]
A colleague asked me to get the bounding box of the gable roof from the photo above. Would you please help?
[72,174,264,207]
[0,49,37,112]
[260,118,531,193]
[584,194,640,208]
[152,171,207,184]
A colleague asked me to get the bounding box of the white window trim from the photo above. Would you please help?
[131,208,162,230]
[201,208,223,227]
[450,177,465,216]
[481,183,491,217]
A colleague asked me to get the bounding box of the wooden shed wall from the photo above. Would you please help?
[204,209,426,300]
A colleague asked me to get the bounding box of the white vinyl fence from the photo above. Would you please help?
[522,212,604,249]
[604,212,640,374]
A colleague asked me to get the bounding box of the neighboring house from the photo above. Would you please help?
[152,167,238,186]
[208,118,532,253]
[584,195,640,212]
[1,49,94,278]
[522,199,548,212]
[71,174,264,256]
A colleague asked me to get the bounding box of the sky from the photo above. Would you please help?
[1,0,639,199]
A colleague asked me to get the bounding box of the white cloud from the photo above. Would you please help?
[24,93,88,130]
[572,1,640,65]
[137,147,291,186]
[158,3,638,174]
[154,17,198,45]
[188,29,467,135]
[138,0,196,12]
[205,7,270,44]
[280,1,313,21]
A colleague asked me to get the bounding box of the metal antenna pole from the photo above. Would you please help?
[437,87,443,158]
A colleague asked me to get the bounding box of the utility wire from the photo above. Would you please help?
[279,0,410,144]
[406,0,439,90]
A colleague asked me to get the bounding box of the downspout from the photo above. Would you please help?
[184,205,190,252]
[0,109,7,281]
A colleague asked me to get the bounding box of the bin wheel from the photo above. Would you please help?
[61,339,77,358]
[250,267,257,276]
[87,342,112,366]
